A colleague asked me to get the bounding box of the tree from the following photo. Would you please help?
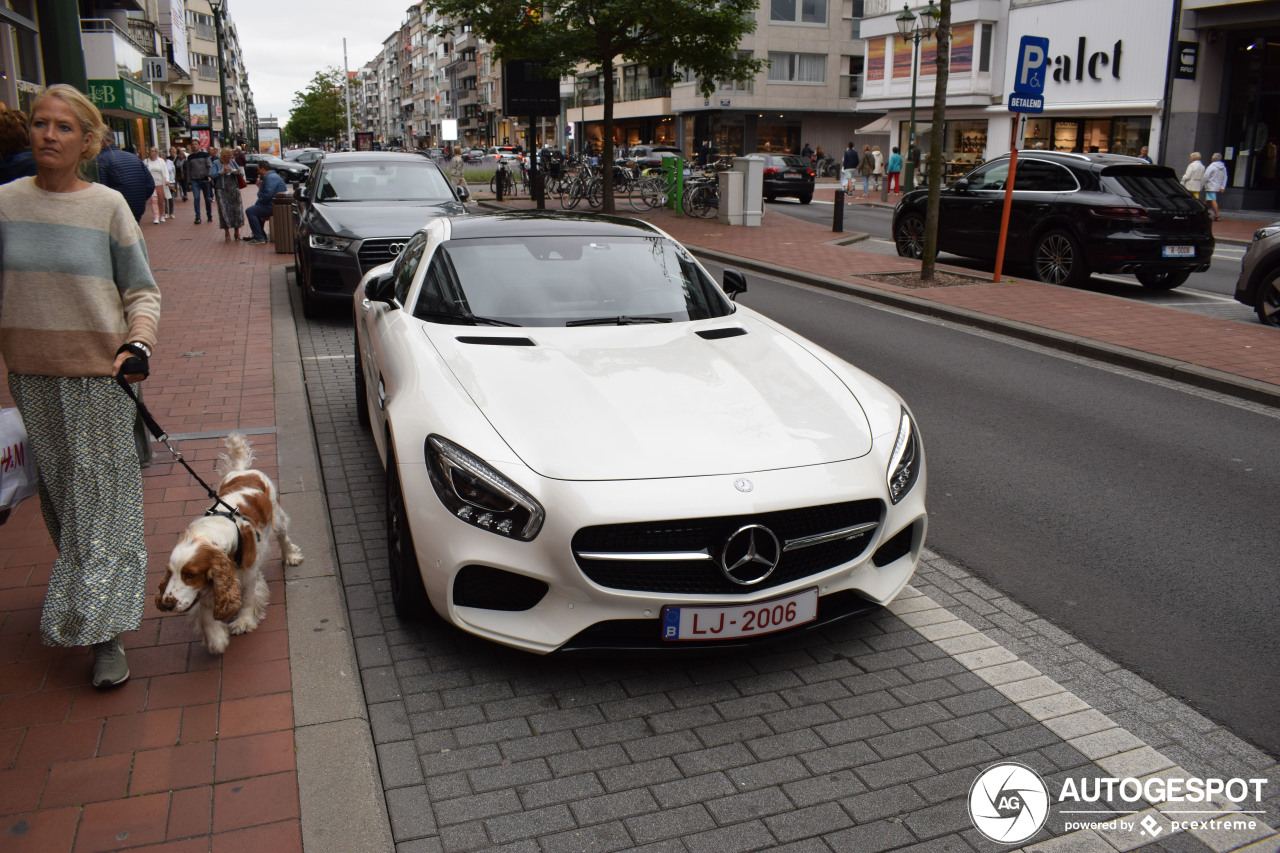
[920,0,951,281]
[425,0,764,212]
[284,68,355,147]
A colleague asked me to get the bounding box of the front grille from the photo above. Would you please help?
[573,500,882,595]
[357,237,411,272]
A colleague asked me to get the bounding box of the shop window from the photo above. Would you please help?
[767,53,826,83]
[771,0,826,24]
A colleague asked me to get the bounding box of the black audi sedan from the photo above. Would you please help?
[245,153,310,185]
[892,151,1214,289]
[293,151,469,317]
[750,154,816,205]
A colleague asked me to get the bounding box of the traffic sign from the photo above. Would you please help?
[1013,36,1050,96]
[1008,93,1044,113]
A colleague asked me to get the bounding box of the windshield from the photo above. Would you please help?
[315,161,454,201]
[414,235,735,327]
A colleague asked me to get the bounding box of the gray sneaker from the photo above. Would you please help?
[92,636,130,688]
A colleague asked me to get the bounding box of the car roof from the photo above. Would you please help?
[318,151,440,166]
[988,151,1151,169]
[442,211,664,241]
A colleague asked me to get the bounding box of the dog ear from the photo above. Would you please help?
[208,548,242,620]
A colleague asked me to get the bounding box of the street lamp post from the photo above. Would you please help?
[210,0,231,148]
[896,1,939,194]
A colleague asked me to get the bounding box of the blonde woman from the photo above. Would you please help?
[872,145,885,192]
[0,84,161,687]
[144,146,169,223]
[211,147,244,242]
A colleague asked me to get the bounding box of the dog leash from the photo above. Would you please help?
[115,377,248,525]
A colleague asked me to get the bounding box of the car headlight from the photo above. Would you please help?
[425,435,544,540]
[886,408,921,505]
[309,233,353,252]
[1253,225,1280,242]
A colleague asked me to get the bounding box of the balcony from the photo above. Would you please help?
[447,59,474,76]
[454,89,478,108]
[197,65,219,82]
[80,19,147,82]
[126,17,157,54]
[841,74,864,99]
[193,22,215,42]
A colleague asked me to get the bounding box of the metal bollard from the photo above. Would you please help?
[881,179,889,203]
[496,163,506,202]
[833,189,845,232]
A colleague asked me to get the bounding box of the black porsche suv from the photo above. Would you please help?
[892,151,1214,289]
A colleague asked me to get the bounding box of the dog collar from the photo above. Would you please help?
[204,508,245,568]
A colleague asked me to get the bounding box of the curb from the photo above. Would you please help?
[271,264,396,852]
[684,244,1280,409]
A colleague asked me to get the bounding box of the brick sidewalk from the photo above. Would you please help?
[0,189,302,852]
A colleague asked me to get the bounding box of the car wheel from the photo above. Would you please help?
[1033,229,1087,287]
[387,448,430,618]
[894,212,925,259]
[354,338,370,429]
[1255,268,1280,327]
[1134,269,1192,290]
[799,193,813,205]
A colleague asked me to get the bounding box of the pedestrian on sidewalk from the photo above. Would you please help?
[212,147,245,242]
[1181,151,1205,199]
[244,160,285,245]
[187,141,214,223]
[1203,153,1227,221]
[858,144,875,197]
[163,148,176,218]
[0,84,161,689]
[0,108,37,185]
[887,147,903,193]
[96,136,153,221]
[144,146,169,224]
[872,144,885,192]
[841,142,859,197]
[174,147,188,201]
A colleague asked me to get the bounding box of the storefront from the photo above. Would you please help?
[88,77,164,153]
[999,0,1168,158]
[1220,28,1280,205]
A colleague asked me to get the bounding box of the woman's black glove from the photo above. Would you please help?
[116,343,150,379]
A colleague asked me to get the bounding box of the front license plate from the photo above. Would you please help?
[661,588,819,641]
[1163,245,1195,257]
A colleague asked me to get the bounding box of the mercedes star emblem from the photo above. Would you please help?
[720,524,781,586]
[734,477,754,493]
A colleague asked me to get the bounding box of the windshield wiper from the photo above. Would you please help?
[416,310,518,327]
[565,315,673,327]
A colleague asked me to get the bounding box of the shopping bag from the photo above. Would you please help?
[0,407,38,525]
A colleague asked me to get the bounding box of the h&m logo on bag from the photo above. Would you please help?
[0,438,25,473]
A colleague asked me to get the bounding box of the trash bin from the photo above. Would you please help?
[272,192,295,254]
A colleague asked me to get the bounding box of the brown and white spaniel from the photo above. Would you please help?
[156,433,303,654]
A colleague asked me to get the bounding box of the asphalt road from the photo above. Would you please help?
[770,199,1259,325]
[700,257,1280,757]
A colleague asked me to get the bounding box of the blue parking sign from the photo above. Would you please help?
[1014,36,1050,97]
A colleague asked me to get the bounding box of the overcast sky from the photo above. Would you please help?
[231,0,417,128]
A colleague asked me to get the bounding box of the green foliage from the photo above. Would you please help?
[424,0,763,210]
[284,67,359,146]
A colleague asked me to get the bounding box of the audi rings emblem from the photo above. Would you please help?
[720,524,781,586]
[733,477,754,493]
[387,242,406,256]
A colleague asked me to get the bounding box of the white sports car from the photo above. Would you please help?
[353,212,927,653]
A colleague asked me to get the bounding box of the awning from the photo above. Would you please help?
[88,78,161,120]
[160,104,188,129]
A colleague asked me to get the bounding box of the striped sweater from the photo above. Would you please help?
[0,177,160,377]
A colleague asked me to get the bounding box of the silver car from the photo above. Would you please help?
[1233,222,1280,327]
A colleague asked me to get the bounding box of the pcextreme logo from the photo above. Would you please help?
[968,763,1051,844]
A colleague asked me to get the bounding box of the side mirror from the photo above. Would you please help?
[296,185,309,201]
[953,179,969,193]
[363,271,396,305]
[722,269,748,300]
[455,185,470,202]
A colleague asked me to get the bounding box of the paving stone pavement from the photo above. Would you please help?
[289,275,1277,853]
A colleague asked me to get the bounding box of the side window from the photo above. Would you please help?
[1013,161,1078,192]
[415,248,465,320]
[1041,163,1079,192]
[393,234,428,305]
[965,161,1009,191]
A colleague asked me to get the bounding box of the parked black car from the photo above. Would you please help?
[751,153,815,204]
[245,153,310,185]
[1233,222,1280,326]
[293,151,469,317]
[892,151,1214,289]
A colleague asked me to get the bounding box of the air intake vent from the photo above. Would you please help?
[872,522,916,567]
[456,336,536,347]
[452,565,548,610]
[696,327,748,340]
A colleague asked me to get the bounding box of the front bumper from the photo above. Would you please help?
[396,450,928,654]
[301,245,364,303]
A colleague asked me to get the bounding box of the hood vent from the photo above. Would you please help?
[696,327,748,340]
[456,336,536,347]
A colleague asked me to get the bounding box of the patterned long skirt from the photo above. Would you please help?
[7,374,147,647]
